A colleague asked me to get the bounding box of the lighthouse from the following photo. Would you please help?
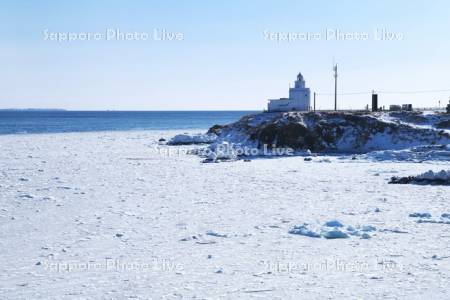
[267,72,311,112]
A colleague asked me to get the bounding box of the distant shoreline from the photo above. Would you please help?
[0,108,67,111]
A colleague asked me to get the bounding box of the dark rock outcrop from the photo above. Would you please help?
[208,111,450,153]
[389,170,450,185]
[436,120,450,129]
[207,124,225,135]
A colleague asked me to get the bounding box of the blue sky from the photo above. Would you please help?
[1,0,450,110]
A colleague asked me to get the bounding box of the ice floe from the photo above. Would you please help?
[409,212,432,218]
[289,221,378,240]
[409,212,450,225]
[288,223,321,238]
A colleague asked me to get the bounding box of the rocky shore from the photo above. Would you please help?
[167,111,450,162]
[209,111,450,152]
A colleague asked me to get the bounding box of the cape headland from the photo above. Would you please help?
[169,110,450,161]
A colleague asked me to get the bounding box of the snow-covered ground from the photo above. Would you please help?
[1,130,450,299]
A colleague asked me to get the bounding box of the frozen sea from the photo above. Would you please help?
[0,114,449,298]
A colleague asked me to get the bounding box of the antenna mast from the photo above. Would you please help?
[333,63,338,111]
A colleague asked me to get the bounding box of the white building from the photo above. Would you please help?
[267,72,311,112]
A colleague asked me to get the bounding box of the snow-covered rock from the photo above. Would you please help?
[379,110,450,130]
[416,170,450,181]
[203,142,238,163]
[390,170,450,185]
[204,111,450,155]
[167,133,217,145]
[362,144,450,162]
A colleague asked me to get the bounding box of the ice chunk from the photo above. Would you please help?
[324,220,344,228]
[361,233,371,239]
[205,230,228,238]
[289,224,321,238]
[291,222,376,240]
[346,225,360,236]
[317,158,331,163]
[416,219,444,224]
[409,212,432,218]
[321,229,349,239]
[346,225,356,232]
[361,225,377,232]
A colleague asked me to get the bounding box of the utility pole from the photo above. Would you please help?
[313,92,316,111]
[333,64,338,111]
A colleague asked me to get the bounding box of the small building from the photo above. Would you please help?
[402,104,413,111]
[389,105,401,111]
[268,72,311,112]
[389,104,413,111]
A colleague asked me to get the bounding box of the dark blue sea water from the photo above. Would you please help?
[0,111,256,135]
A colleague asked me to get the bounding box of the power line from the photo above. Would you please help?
[316,89,450,96]
[376,89,450,94]
[316,91,370,96]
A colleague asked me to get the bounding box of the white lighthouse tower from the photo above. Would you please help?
[267,72,311,112]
